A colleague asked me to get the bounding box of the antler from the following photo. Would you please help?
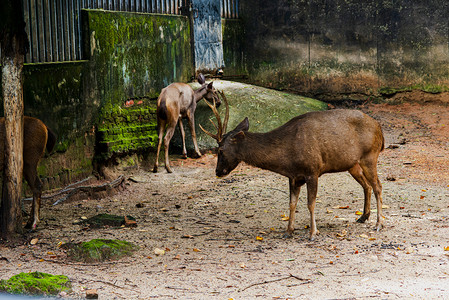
[200,90,229,142]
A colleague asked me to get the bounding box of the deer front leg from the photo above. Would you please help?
[187,111,202,158]
[306,176,319,240]
[284,178,301,238]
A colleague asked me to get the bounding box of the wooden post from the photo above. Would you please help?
[0,0,29,239]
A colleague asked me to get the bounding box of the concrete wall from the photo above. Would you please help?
[240,0,449,101]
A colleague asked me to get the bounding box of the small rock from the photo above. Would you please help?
[86,289,98,299]
[405,247,414,254]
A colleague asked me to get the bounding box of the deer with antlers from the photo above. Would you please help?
[153,74,220,173]
[201,92,385,240]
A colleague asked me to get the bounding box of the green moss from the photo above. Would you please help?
[379,84,449,96]
[0,272,71,296]
[96,98,158,160]
[66,239,138,262]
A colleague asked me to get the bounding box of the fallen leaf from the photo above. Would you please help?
[444,246,449,251]
[382,205,389,209]
[80,216,87,220]
[280,214,289,221]
[239,263,246,269]
[336,230,347,237]
[359,234,369,239]
[256,236,263,241]
[326,208,333,214]
[30,238,39,245]
[193,248,201,252]
[355,211,363,215]
[339,206,350,209]
[173,255,181,260]
[181,235,194,239]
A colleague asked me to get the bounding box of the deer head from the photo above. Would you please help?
[197,74,221,106]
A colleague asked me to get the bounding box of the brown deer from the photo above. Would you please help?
[153,74,220,173]
[0,116,56,230]
[201,92,385,240]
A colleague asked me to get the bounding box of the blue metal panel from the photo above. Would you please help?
[191,0,224,72]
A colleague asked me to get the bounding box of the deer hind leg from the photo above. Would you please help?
[360,157,384,231]
[187,110,201,158]
[348,163,373,223]
[163,121,177,173]
[24,163,42,230]
[178,117,187,159]
[153,119,166,173]
[284,178,303,238]
[305,175,320,240]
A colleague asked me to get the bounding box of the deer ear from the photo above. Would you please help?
[197,73,205,84]
[234,117,249,132]
[207,82,213,90]
[230,131,245,143]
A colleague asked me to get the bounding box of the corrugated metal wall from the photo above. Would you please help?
[21,0,239,63]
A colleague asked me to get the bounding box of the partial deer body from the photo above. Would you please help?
[0,116,56,230]
[201,94,384,240]
[153,74,219,173]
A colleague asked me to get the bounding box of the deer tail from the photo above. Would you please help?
[158,98,168,121]
[45,126,57,153]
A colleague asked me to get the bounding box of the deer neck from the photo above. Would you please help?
[238,132,290,175]
[193,85,207,103]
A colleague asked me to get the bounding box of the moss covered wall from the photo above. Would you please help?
[83,10,193,160]
[84,9,193,107]
[240,0,449,101]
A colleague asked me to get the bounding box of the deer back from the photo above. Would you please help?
[157,83,195,120]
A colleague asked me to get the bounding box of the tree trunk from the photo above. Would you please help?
[0,1,28,239]
[1,48,25,239]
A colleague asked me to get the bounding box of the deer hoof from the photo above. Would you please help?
[192,152,202,159]
[166,167,173,173]
[375,222,383,232]
[356,214,369,223]
[181,153,188,159]
[309,229,320,241]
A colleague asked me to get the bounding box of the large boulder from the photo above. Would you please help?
[172,80,328,151]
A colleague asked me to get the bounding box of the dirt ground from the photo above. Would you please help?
[1,99,449,299]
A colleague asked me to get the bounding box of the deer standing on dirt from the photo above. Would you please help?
[153,74,220,173]
[0,116,56,230]
[201,92,385,240]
